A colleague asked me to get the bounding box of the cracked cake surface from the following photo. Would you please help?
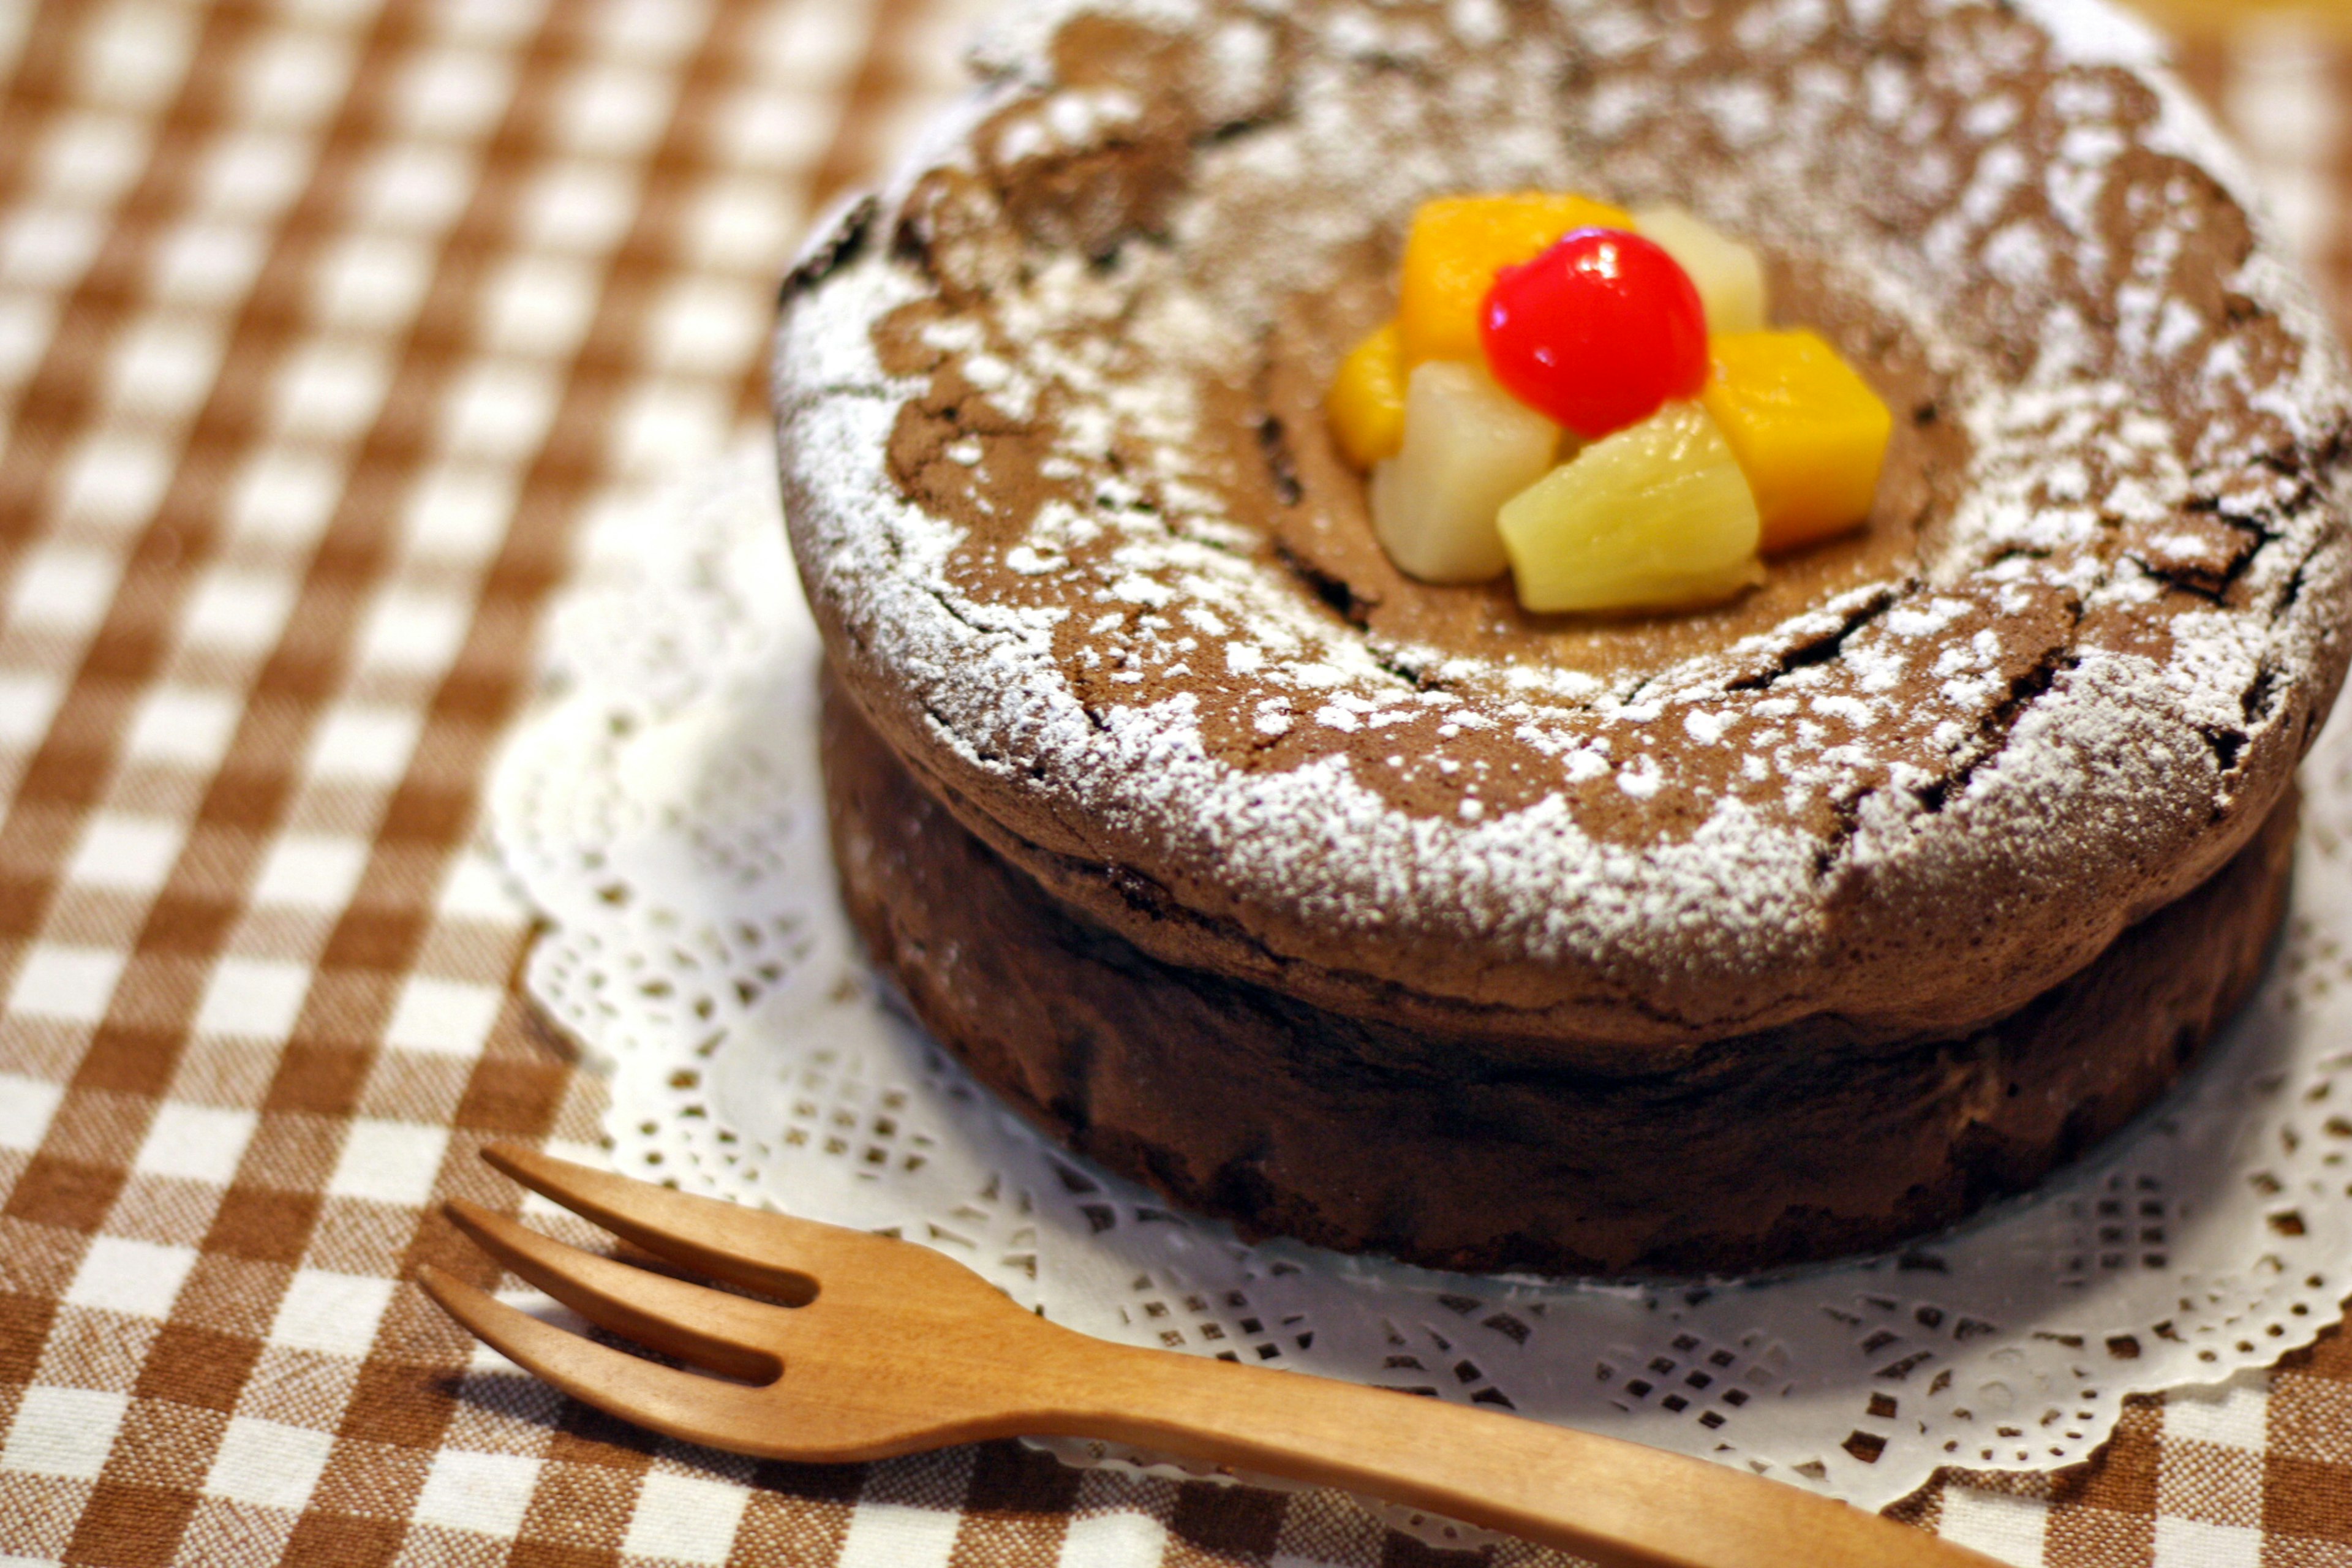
[774,0,2352,1063]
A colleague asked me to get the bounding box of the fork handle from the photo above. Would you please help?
[1015,1331,1997,1568]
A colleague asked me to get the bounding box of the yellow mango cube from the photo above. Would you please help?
[1397,192,1634,366]
[1325,322,1408,469]
[1700,330,1891,552]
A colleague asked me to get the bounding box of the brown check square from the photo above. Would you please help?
[1,2,2350,1566]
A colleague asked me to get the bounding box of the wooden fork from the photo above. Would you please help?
[418,1145,2002,1568]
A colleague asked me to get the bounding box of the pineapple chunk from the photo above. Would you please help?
[1325,322,1408,469]
[1632,204,1768,334]
[1701,329,1891,553]
[1397,191,1634,366]
[1372,360,1561,584]
[1498,401,1762,614]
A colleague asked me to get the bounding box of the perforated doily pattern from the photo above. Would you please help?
[490,449,2352,1516]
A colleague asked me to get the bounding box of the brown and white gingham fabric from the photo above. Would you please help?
[0,2,2348,1565]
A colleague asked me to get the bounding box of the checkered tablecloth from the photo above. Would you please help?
[0,2,2348,1565]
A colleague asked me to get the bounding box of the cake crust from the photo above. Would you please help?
[824,670,2296,1276]
[774,0,2352,1057]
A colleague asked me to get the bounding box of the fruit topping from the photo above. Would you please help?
[1325,322,1408,469]
[1497,401,1762,614]
[1372,360,1562,584]
[1479,228,1708,440]
[1701,328,1893,552]
[1398,192,1632,365]
[1630,204,1767,334]
[1320,189,1887,615]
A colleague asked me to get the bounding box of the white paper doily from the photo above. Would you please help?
[492,447,2352,1519]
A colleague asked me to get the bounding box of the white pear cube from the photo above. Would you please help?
[1633,203,1768,334]
[1498,401,1762,614]
[1371,360,1560,584]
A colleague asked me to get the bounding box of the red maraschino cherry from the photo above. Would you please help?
[1479,228,1708,439]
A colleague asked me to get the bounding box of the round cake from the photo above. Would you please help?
[773,0,2352,1275]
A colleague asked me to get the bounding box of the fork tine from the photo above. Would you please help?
[443,1198,781,1384]
[415,1265,792,1456]
[482,1145,823,1304]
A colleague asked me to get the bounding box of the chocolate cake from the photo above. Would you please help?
[772,0,2352,1275]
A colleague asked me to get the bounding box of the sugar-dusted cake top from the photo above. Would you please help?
[774,0,2352,1047]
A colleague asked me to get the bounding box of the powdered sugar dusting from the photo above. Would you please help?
[775,0,2352,1033]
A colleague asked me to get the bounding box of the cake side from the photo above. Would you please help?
[774,0,2352,1050]
[822,668,2296,1276]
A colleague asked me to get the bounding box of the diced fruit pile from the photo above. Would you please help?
[1325,193,1892,614]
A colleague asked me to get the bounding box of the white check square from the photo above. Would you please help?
[710,88,831,178]
[226,448,345,548]
[34,112,146,205]
[684,175,796,272]
[2164,1371,2269,1453]
[413,1447,541,1537]
[436,851,526,924]
[595,0,700,58]
[194,130,311,219]
[193,957,311,1041]
[151,221,267,308]
[311,233,434,336]
[10,944,127,1025]
[204,1416,336,1511]
[271,342,391,445]
[390,45,512,141]
[270,1268,394,1358]
[554,62,673,157]
[837,1501,965,1568]
[355,586,473,676]
[328,1118,448,1208]
[0,206,101,291]
[611,379,729,478]
[1,1386,129,1480]
[181,567,298,656]
[440,360,559,462]
[251,833,369,912]
[0,669,63,750]
[55,428,175,534]
[752,3,864,87]
[519,160,636,255]
[66,812,186,895]
[75,1,195,112]
[105,316,224,422]
[1937,1488,2046,1568]
[62,812,183,895]
[0,1072,64,1152]
[274,0,379,23]
[2152,1516,2260,1568]
[353,143,475,235]
[0,295,56,391]
[307,704,421,785]
[66,1234,198,1319]
[623,1472,750,1565]
[1066,1513,1169,1566]
[8,542,121,636]
[234,31,352,130]
[384,976,504,1058]
[401,464,518,562]
[123,685,243,769]
[432,0,545,45]
[647,278,772,377]
[474,254,598,361]
[135,1101,257,1185]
